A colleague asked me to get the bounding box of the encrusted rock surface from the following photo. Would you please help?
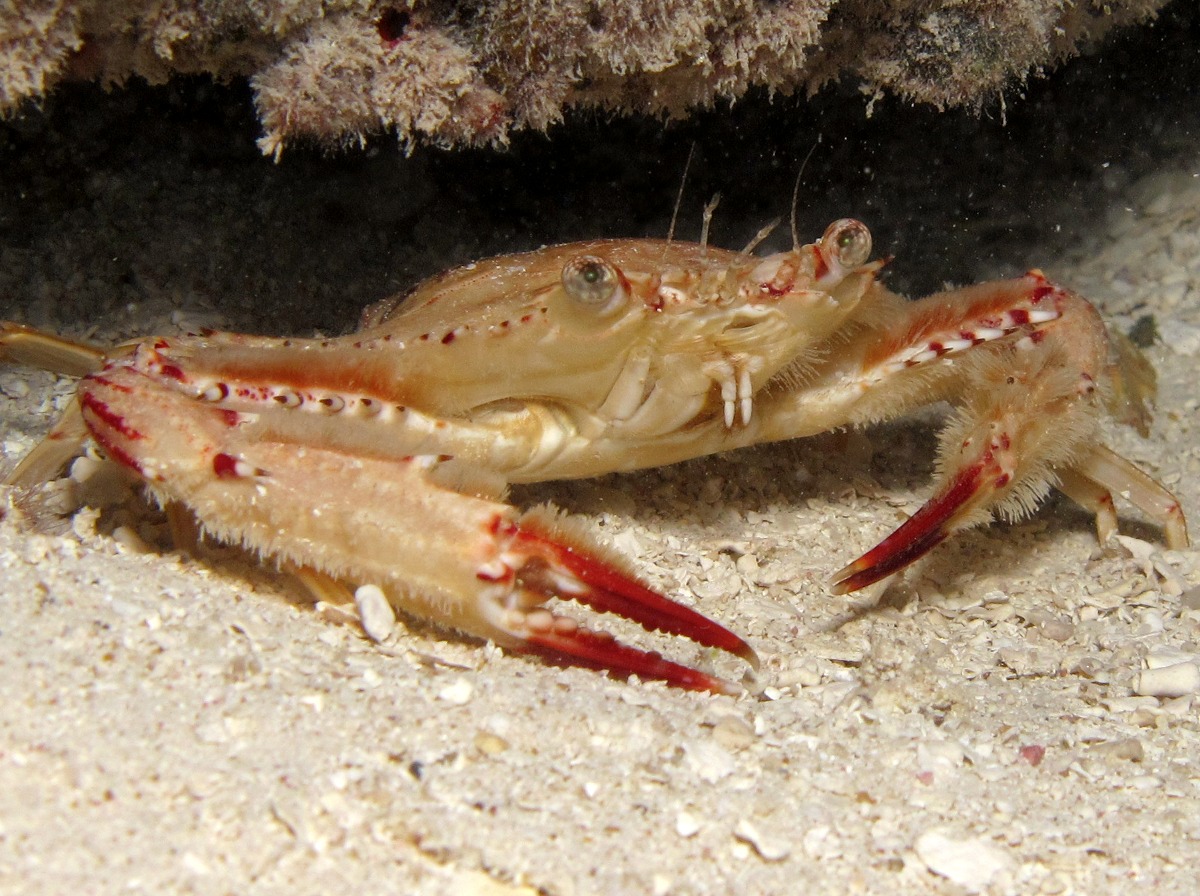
[1,1,1172,155]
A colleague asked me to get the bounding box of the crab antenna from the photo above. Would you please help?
[790,136,821,250]
[666,142,697,245]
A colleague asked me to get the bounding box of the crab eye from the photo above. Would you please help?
[562,255,625,314]
[822,219,872,268]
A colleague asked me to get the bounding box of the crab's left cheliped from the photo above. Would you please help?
[1,321,755,693]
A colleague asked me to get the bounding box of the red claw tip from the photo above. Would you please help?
[521,628,743,695]
[506,512,756,692]
[832,462,984,594]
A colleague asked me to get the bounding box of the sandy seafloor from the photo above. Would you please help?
[2,12,1200,896]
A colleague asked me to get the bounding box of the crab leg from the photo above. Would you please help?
[0,325,110,487]
[76,351,754,692]
[831,275,1186,593]
[0,322,106,378]
[1061,444,1188,549]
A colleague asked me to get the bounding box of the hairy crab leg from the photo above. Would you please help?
[76,354,754,692]
[829,274,1187,593]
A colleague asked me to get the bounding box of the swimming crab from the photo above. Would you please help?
[0,220,1188,693]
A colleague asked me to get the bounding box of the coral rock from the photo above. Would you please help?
[0,1,1173,155]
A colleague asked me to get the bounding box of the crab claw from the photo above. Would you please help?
[832,277,1188,595]
[831,282,1090,595]
[493,511,757,693]
[73,351,754,694]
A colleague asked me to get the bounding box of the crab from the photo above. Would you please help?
[0,219,1188,693]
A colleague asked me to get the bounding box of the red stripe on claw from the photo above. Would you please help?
[79,390,142,441]
[78,390,147,476]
